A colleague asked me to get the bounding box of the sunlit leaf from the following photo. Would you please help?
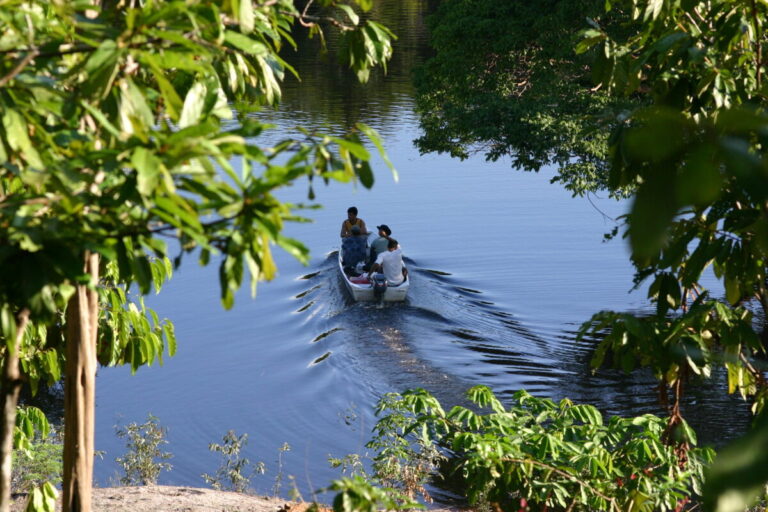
[704,412,768,512]
[132,147,162,197]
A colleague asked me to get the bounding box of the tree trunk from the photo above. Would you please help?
[0,309,30,512]
[62,252,100,512]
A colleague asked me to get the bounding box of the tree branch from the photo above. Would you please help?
[749,0,763,89]
[500,457,619,509]
[0,49,39,87]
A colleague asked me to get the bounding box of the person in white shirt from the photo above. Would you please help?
[368,238,406,285]
[365,224,392,270]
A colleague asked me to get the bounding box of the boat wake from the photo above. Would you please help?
[289,252,569,407]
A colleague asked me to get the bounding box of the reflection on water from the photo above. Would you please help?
[260,0,432,137]
[92,0,752,501]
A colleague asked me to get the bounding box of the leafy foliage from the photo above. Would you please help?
[328,453,367,479]
[0,0,394,316]
[365,386,714,512]
[22,483,57,512]
[366,391,446,502]
[572,0,768,508]
[0,0,395,506]
[12,407,59,512]
[202,430,265,493]
[114,414,172,486]
[704,410,768,512]
[97,259,177,374]
[327,476,423,512]
[580,299,763,410]
[13,407,50,460]
[413,0,634,197]
[12,426,62,494]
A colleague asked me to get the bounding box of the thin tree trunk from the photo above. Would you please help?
[62,252,100,512]
[0,309,30,512]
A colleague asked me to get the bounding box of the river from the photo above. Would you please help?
[92,0,751,501]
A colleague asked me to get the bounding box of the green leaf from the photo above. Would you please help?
[244,251,260,298]
[152,197,206,246]
[677,148,723,205]
[356,122,397,179]
[179,81,207,128]
[355,160,373,188]
[704,411,768,511]
[45,350,61,382]
[644,0,663,21]
[81,40,120,99]
[353,0,373,11]
[131,255,153,295]
[163,321,177,357]
[629,171,678,260]
[80,101,123,139]
[119,78,154,137]
[240,0,255,34]
[224,30,268,56]
[333,137,370,161]
[2,109,44,170]
[724,275,742,305]
[139,53,184,122]
[131,147,162,197]
[1,306,17,352]
[338,4,359,25]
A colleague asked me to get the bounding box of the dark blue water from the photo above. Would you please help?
[92,0,751,499]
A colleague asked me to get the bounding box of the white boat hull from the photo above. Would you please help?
[338,252,408,302]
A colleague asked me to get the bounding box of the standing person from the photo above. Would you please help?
[368,224,391,266]
[340,206,368,238]
[368,238,406,285]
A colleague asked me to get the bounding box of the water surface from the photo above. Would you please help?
[93,1,750,499]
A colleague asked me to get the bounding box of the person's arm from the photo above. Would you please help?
[340,221,348,238]
[368,252,385,277]
[358,219,368,235]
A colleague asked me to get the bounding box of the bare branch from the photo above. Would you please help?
[0,50,39,87]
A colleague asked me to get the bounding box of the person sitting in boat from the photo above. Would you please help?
[342,225,367,271]
[340,206,369,238]
[368,224,392,265]
[368,238,406,286]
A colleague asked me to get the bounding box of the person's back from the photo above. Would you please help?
[369,224,391,263]
[342,225,367,268]
[371,238,404,285]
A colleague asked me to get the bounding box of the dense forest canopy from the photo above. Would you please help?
[414,0,636,197]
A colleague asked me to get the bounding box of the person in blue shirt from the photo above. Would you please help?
[341,225,367,271]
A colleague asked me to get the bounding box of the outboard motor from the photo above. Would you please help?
[372,274,387,300]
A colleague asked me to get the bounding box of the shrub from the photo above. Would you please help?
[12,406,62,495]
[368,386,715,511]
[114,414,172,485]
[202,430,265,493]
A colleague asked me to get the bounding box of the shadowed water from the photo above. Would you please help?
[93,0,751,500]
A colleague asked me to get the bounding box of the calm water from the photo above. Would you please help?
[93,0,750,499]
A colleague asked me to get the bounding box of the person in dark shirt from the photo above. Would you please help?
[368,224,391,267]
[342,225,367,270]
